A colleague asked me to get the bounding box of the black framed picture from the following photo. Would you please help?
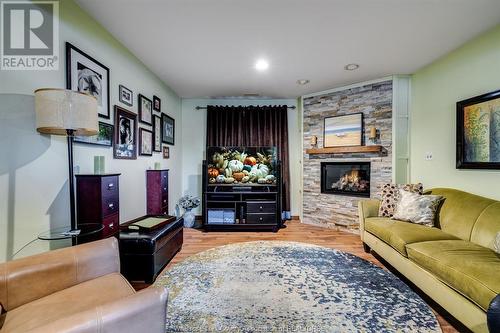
[119,85,133,107]
[162,113,175,145]
[153,115,162,152]
[66,42,110,119]
[323,113,363,147]
[163,146,170,159]
[74,122,113,147]
[114,105,137,159]
[138,94,153,125]
[457,89,500,169]
[139,128,153,156]
[153,95,161,112]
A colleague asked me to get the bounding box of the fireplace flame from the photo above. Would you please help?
[331,169,369,192]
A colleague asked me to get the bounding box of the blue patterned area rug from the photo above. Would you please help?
[155,241,441,333]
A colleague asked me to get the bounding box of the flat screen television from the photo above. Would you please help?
[206,146,278,185]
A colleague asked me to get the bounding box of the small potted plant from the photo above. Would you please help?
[178,195,200,228]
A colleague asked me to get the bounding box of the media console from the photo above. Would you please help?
[202,161,282,232]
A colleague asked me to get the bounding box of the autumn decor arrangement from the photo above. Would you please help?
[206,147,277,185]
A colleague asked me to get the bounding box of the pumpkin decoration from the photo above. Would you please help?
[242,165,252,172]
[228,160,244,172]
[224,177,235,184]
[216,175,225,183]
[250,164,269,179]
[208,167,219,178]
[232,172,245,181]
[241,176,250,183]
[244,156,257,166]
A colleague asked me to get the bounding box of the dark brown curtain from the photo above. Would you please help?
[206,105,290,213]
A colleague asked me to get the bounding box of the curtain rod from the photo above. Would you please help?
[195,105,296,110]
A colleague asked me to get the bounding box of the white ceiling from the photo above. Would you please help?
[75,0,500,99]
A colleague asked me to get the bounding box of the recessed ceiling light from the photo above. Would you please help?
[344,63,360,71]
[297,79,310,85]
[255,59,269,71]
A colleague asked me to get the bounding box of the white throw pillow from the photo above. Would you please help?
[392,189,443,227]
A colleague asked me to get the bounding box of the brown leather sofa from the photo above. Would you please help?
[0,238,168,333]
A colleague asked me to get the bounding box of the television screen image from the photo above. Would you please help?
[206,147,278,185]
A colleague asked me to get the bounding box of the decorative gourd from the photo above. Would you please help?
[216,175,225,183]
[244,156,257,166]
[241,176,250,183]
[248,171,259,182]
[208,178,216,184]
[208,167,219,178]
[250,164,269,179]
[228,160,243,172]
[233,172,245,181]
[257,178,267,184]
[224,177,235,184]
[265,175,276,184]
[224,168,232,177]
[242,165,252,172]
[242,170,249,175]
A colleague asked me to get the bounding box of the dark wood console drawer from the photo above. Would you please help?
[247,213,276,224]
[102,196,119,217]
[101,176,119,198]
[102,213,119,237]
[247,202,276,214]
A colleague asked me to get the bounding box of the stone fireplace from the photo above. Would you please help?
[302,80,394,230]
[321,162,371,197]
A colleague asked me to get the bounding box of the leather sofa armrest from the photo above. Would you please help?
[27,286,168,333]
[0,238,120,311]
[488,294,500,333]
[358,199,380,240]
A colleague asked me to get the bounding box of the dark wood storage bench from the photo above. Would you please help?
[118,215,183,283]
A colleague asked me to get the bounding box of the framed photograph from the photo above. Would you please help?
[139,128,153,156]
[153,115,162,152]
[74,122,113,147]
[119,85,133,107]
[163,146,170,159]
[138,94,153,125]
[153,95,161,112]
[66,42,110,119]
[114,105,137,159]
[324,113,363,147]
[162,114,175,145]
[457,89,500,169]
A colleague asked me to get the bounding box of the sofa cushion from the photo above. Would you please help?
[2,272,135,332]
[364,217,458,257]
[407,240,500,311]
[470,202,500,251]
[425,188,495,242]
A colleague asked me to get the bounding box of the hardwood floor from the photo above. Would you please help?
[151,221,466,333]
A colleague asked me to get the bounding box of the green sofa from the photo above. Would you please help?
[358,188,500,333]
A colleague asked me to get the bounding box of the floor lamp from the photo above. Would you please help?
[34,89,98,231]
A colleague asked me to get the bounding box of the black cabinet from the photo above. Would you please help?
[201,161,282,232]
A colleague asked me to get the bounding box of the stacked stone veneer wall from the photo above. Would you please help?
[303,80,393,231]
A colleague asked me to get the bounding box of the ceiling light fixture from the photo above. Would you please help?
[255,59,269,71]
[296,79,310,85]
[344,63,360,71]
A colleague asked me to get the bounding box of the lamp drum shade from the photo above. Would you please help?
[35,88,98,136]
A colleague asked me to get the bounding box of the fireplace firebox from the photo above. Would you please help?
[320,162,371,197]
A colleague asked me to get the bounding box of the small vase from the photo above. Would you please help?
[183,208,195,228]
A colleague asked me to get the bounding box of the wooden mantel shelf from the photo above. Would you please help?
[306,145,384,155]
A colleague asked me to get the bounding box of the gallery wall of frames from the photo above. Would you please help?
[66,42,174,160]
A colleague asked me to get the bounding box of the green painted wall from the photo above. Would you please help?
[410,24,500,199]
[0,0,182,261]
